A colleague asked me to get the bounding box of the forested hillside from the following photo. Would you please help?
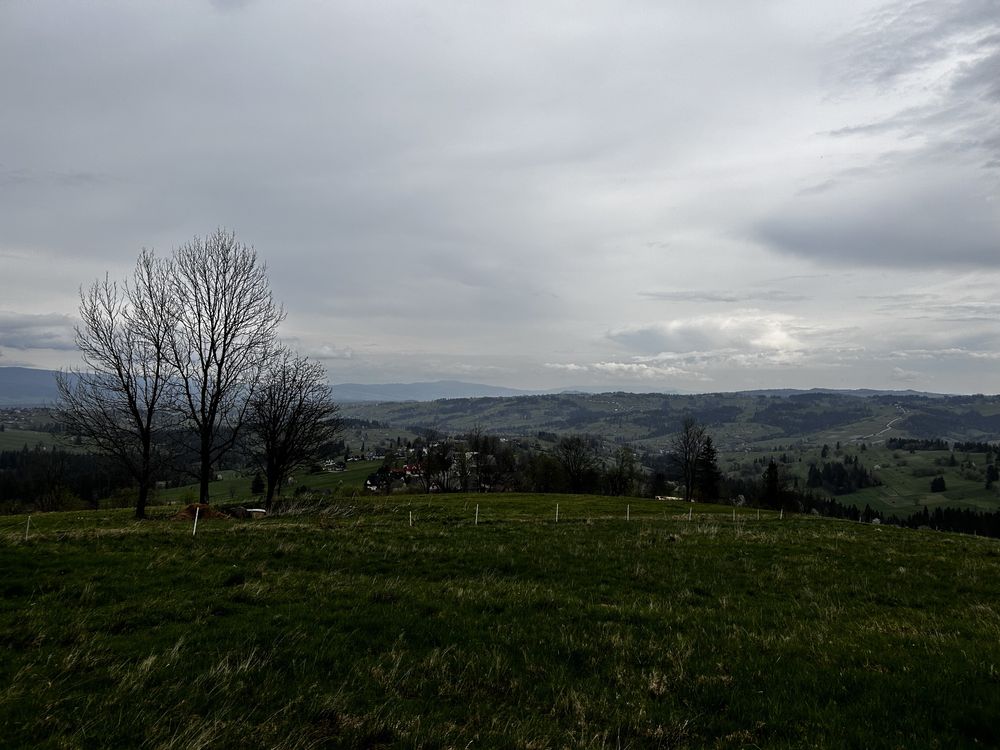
[339,391,1000,451]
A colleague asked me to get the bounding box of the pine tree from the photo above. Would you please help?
[695,436,722,501]
[986,464,998,490]
[762,460,782,509]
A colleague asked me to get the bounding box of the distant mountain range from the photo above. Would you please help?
[0,369,660,405]
[0,369,545,406]
[0,367,61,406]
[0,366,950,406]
[737,387,946,399]
[331,380,537,402]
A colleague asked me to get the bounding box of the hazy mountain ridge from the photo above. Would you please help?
[331,380,538,402]
[0,367,61,406]
[0,369,636,405]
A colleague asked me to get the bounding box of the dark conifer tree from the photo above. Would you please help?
[695,436,722,501]
[762,460,781,509]
[986,463,998,490]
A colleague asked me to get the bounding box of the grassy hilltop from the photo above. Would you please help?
[2,495,999,748]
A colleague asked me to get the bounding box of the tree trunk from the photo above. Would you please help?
[199,432,212,504]
[264,479,277,511]
[135,480,149,520]
[136,442,151,519]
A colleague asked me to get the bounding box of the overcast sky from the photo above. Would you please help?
[1,0,998,393]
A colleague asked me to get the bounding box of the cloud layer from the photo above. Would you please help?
[0,1,997,392]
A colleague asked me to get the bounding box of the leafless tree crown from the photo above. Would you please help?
[57,229,307,511]
[670,417,707,502]
[166,229,286,501]
[56,250,173,517]
[244,349,340,507]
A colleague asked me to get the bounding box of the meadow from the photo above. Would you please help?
[150,461,383,508]
[2,494,999,748]
[735,444,1000,517]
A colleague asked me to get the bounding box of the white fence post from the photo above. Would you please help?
[555,504,559,523]
[192,506,200,536]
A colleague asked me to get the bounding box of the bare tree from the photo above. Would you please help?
[670,417,706,502]
[605,445,641,497]
[243,350,340,509]
[166,229,284,503]
[55,251,173,519]
[554,435,600,493]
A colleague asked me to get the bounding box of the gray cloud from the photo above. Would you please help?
[210,0,255,11]
[0,311,76,350]
[641,290,807,303]
[2,1,999,393]
[757,174,1000,268]
[0,166,109,189]
[758,0,1000,268]
[841,0,1000,84]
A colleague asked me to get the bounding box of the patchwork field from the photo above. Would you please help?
[2,494,999,748]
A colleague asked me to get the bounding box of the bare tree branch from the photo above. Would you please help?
[242,349,340,508]
[55,250,173,518]
[669,417,706,503]
[166,229,285,503]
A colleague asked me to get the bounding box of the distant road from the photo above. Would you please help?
[859,405,908,443]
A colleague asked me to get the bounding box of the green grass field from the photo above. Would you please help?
[850,448,1000,514]
[2,494,999,748]
[731,443,1000,517]
[149,461,383,507]
[0,427,65,452]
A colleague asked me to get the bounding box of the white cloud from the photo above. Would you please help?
[607,312,809,355]
[309,344,354,361]
[886,348,1000,361]
[591,362,693,379]
[890,366,921,383]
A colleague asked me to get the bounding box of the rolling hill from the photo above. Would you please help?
[338,390,1000,451]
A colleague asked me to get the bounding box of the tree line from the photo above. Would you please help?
[359,418,724,502]
[0,446,131,513]
[56,230,340,518]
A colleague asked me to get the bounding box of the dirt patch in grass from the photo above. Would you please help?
[171,503,231,521]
